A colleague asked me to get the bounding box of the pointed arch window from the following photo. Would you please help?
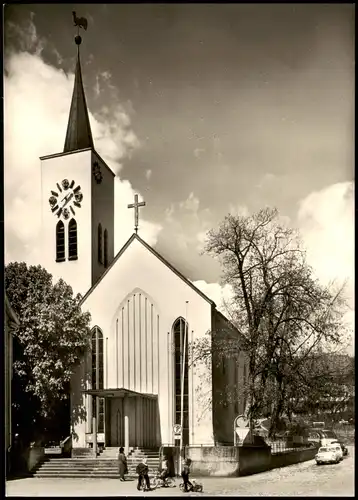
[92,327,104,433]
[56,221,65,262]
[104,229,108,268]
[68,219,78,260]
[173,317,189,445]
[98,224,103,264]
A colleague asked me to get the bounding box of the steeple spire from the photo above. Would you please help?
[63,34,94,153]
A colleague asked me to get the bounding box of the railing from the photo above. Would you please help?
[268,439,316,454]
[60,436,72,456]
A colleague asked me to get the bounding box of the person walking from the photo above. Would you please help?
[181,458,193,492]
[118,447,128,481]
[160,454,170,483]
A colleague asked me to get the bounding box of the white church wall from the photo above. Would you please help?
[40,149,93,297]
[81,237,214,445]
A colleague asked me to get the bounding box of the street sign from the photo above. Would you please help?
[173,424,182,438]
[234,414,250,446]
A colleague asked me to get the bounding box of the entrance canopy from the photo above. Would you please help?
[81,387,157,399]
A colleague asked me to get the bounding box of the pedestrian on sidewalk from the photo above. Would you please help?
[118,447,128,481]
[181,458,193,492]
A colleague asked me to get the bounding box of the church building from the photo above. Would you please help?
[39,34,248,456]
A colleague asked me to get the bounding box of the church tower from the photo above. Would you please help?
[40,34,115,297]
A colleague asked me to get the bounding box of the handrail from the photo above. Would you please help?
[60,436,71,447]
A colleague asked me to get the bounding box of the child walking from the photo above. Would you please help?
[181,458,193,492]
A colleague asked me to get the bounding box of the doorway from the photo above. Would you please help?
[108,398,124,447]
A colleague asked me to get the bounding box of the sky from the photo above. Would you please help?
[4,4,354,352]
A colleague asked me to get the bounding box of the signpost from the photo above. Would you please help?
[173,423,182,439]
[173,424,182,476]
[234,414,250,446]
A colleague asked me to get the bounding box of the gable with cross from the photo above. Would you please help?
[127,194,146,234]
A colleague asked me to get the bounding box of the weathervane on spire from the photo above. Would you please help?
[128,194,146,234]
[72,11,88,45]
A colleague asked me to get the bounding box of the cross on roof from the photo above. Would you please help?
[127,194,146,234]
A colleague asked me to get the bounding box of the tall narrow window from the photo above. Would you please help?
[56,221,65,262]
[68,219,78,260]
[173,318,189,446]
[98,224,103,263]
[92,327,104,433]
[104,229,108,268]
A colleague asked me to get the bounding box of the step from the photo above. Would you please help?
[34,472,157,478]
[35,473,123,479]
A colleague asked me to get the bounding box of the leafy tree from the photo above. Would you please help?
[5,262,91,444]
[191,208,349,437]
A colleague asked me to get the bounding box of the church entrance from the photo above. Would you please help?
[106,398,124,447]
[84,389,159,450]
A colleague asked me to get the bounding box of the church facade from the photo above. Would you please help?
[39,34,248,455]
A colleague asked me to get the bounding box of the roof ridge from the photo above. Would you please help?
[80,233,216,307]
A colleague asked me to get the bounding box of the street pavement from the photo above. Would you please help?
[6,446,354,497]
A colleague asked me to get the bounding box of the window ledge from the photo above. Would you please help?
[69,255,78,261]
[56,257,66,263]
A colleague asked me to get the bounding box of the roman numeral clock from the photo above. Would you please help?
[48,179,83,219]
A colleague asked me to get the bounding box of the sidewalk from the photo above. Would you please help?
[5,476,208,497]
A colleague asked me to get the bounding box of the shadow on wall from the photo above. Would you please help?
[70,356,91,443]
[160,446,178,477]
[155,397,162,448]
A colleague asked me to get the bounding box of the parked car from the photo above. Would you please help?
[331,440,348,457]
[316,430,348,456]
[315,446,341,465]
[329,443,343,461]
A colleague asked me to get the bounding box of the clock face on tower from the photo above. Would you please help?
[48,179,83,219]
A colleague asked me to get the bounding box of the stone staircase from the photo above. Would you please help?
[32,447,160,479]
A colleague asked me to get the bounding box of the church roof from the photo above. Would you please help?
[63,38,94,153]
[80,233,216,307]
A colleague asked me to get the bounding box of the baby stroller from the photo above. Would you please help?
[179,479,203,493]
[152,471,176,489]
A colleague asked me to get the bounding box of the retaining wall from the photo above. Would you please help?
[188,446,240,477]
[270,446,317,470]
[185,444,317,477]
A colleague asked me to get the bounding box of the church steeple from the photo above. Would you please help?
[63,35,94,153]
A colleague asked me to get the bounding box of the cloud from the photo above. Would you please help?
[297,182,354,294]
[4,17,161,267]
[145,169,152,181]
[114,180,161,250]
[5,12,44,55]
[194,148,205,159]
[180,192,200,212]
[228,204,250,217]
[162,192,212,252]
[192,280,234,314]
[255,172,276,190]
[297,182,354,351]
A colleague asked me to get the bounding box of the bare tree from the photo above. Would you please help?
[192,208,349,436]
